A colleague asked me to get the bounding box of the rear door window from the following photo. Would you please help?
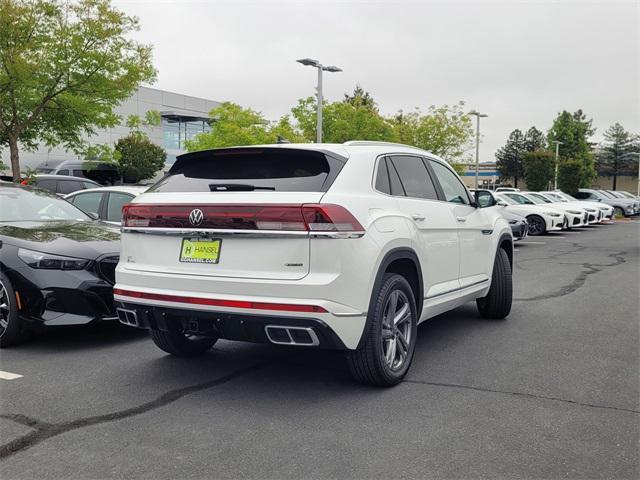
[57,180,84,194]
[35,179,57,192]
[57,169,70,175]
[150,148,344,193]
[388,156,438,200]
[106,192,134,222]
[374,158,391,194]
[71,192,104,216]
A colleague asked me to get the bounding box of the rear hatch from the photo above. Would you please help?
[121,147,350,281]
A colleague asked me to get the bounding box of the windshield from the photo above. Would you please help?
[0,186,91,222]
[527,193,553,203]
[496,194,518,205]
[504,193,544,205]
[557,192,578,201]
[619,191,636,199]
[607,191,624,198]
[545,193,567,202]
[597,190,614,198]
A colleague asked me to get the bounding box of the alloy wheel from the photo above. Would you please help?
[0,281,9,337]
[381,289,413,371]
[527,216,544,235]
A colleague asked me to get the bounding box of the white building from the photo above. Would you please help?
[2,86,221,171]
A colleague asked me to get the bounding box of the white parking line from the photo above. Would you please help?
[518,241,547,245]
[0,370,23,380]
[545,235,566,239]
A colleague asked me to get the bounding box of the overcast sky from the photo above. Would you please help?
[114,0,639,161]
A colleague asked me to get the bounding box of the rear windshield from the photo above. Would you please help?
[149,148,344,193]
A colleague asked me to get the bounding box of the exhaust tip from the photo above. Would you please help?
[265,325,319,347]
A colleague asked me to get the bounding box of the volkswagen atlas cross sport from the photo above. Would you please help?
[114,142,513,387]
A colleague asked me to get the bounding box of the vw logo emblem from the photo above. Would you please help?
[189,209,204,226]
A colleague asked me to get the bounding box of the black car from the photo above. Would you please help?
[32,174,100,196]
[0,183,120,347]
[501,209,528,241]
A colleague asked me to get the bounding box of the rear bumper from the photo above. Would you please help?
[115,300,349,350]
[113,283,368,349]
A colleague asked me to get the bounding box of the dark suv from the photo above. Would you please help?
[32,174,100,196]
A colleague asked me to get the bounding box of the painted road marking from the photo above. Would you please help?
[0,370,23,380]
[545,235,566,238]
[518,241,547,245]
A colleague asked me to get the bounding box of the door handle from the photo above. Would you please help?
[456,216,467,223]
[411,214,426,221]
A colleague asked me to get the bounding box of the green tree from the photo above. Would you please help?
[343,85,376,109]
[523,126,546,151]
[495,129,525,187]
[522,150,555,191]
[392,103,473,160]
[557,159,584,195]
[0,0,156,180]
[185,102,303,151]
[291,96,394,144]
[547,110,596,187]
[0,160,8,173]
[596,123,640,190]
[114,134,166,182]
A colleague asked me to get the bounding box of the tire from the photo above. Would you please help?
[476,248,512,319]
[614,206,625,218]
[347,273,418,387]
[526,215,546,236]
[0,272,31,348]
[149,325,218,357]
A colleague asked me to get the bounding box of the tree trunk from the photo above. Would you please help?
[514,177,518,188]
[612,171,617,190]
[8,134,20,182]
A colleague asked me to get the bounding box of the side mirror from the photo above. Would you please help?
[474,190,496,208]
[496,200,507,207]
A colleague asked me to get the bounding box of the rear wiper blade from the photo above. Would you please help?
[209,184,276,192]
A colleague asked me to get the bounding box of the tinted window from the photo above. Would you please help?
[71,192,103,216]
[389,156,438,200]
[57,169,70,175]
[106,192,134,222]
[428,160,470,205]
[35,179,57,192]
[387,159,406,196]
[57,180,84,194]
[574,192,588,199]
[83,181,99,189]
[73,169,86,178]
[374,158,391,194]
[151,149,343,193]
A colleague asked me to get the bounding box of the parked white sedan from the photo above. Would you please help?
[543,191,614,222]
[495,193,565,235]
[64,185,148,225]
[523,192,601,228]
[498,191,586,230]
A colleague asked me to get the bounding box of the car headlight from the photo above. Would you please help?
[18,248,90,270]
[548,212,562,217]
[567,210,581,214]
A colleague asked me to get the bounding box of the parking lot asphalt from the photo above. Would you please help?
[1,221,638,479]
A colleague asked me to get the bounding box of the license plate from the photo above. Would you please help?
[179,238,221,264]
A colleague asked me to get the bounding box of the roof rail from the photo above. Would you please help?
[343,140,424,150]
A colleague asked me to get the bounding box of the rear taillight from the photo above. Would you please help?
[122,204,365,233]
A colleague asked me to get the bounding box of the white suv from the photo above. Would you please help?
[114,142,513,386]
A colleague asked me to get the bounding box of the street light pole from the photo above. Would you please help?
[297,58,342,143]
[316,66,323,144]
[553,140,563,190]
[469,110,488,189]
[637,152,640,197]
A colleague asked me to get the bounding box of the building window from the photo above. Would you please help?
[162,116,210,150]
